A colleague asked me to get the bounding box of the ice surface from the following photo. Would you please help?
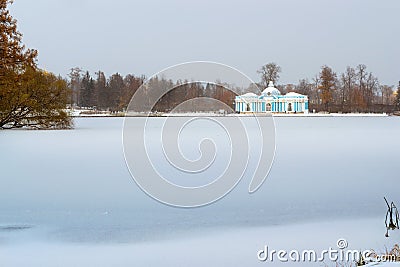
[0,117,399,266]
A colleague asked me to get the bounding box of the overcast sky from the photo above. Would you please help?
[9,0,400,86]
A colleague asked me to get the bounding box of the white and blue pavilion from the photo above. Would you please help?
[235,81,309,113]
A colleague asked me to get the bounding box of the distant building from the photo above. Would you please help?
[235,81,309,113]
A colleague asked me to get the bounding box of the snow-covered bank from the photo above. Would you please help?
[66,108,127,117]
[68,108,390,117]
[273,112,389,117]
[164,112,389,117]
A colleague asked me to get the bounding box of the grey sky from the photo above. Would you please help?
[9,0,400,86]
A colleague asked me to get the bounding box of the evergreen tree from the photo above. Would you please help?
[79,71,95,108]
[95,71,107,109]
[108,72,124,111]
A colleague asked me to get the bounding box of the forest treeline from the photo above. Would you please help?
[68,68,237,113]
[274,64,400,113]
[69,63,400,113]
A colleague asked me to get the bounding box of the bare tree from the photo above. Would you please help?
[340,66,356,110]
[356,64,367,109]
[312,74,320,106]
[257,63,282,87]
[296,79,312,96]
[68,67,82,105]
[365,72,379,107]
[380,85,393,105]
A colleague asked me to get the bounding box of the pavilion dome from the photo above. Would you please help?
[262,81,281,96]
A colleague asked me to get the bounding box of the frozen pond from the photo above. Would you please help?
[0,117,399,266]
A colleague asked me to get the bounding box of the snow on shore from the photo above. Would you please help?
[273,112,388,117]
[70,109,390,117]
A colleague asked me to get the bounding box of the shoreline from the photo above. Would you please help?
[71,112,391,118]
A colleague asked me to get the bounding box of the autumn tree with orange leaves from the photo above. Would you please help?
[0,0,71,129]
